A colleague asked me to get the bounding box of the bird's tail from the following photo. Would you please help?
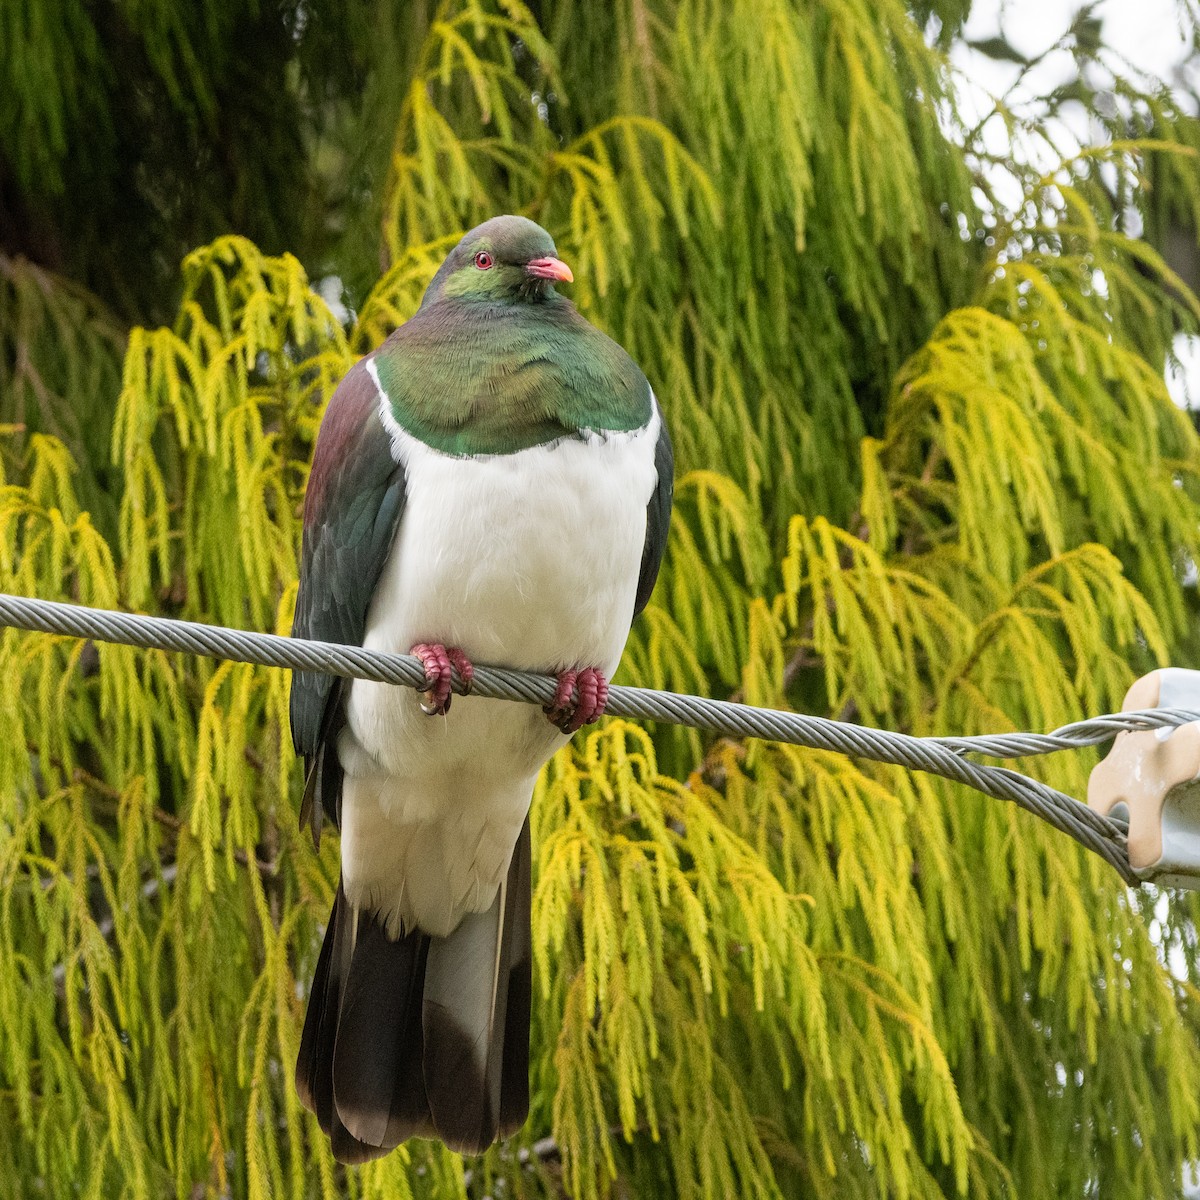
[295,818,532,1162]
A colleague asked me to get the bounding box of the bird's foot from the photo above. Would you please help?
[544,667,609,734]
[411,643,474,716]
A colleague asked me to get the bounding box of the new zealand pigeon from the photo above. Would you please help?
[289,215,674,1162]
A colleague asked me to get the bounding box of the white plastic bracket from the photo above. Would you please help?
[1088,668,1200,888]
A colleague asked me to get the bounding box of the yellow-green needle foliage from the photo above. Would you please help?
[3,1,1200,1197]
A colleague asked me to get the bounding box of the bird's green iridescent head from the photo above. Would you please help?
[420,215,573,308]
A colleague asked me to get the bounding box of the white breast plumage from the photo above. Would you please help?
[334,364,660,937]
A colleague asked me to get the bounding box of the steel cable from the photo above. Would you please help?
[0,592,1176,886]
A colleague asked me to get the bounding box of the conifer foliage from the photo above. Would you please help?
[3,2,1200,1197]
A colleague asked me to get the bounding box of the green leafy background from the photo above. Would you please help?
[3,1,1200,1196]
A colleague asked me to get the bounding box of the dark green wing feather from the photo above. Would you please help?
[633,400,674,618]
[290,356,406,836]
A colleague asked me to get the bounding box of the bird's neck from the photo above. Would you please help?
[374,303,653,457]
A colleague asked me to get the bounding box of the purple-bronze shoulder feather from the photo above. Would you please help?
[290,355,407,776]
[303,359,384,527]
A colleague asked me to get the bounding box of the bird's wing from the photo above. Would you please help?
[633,395,674,619]
[290,355,407,839]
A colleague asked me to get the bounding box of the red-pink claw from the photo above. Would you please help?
[446,647,475,694]
[543,669,577,730]
[410,643,473,716]
[545,667,609,734]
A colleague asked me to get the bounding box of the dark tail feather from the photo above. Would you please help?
[296,883,353,1136]
[295,885,433,1162]
[295,819,533,1162]
[421,817,533,1153]
[332,920,429,1148]
[499,818,532,1136]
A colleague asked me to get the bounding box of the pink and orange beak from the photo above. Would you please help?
[525,256,574,284]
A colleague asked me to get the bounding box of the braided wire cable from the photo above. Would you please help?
[0,592,1173,885]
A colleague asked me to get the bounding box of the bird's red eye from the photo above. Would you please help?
[473,251,493,270]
